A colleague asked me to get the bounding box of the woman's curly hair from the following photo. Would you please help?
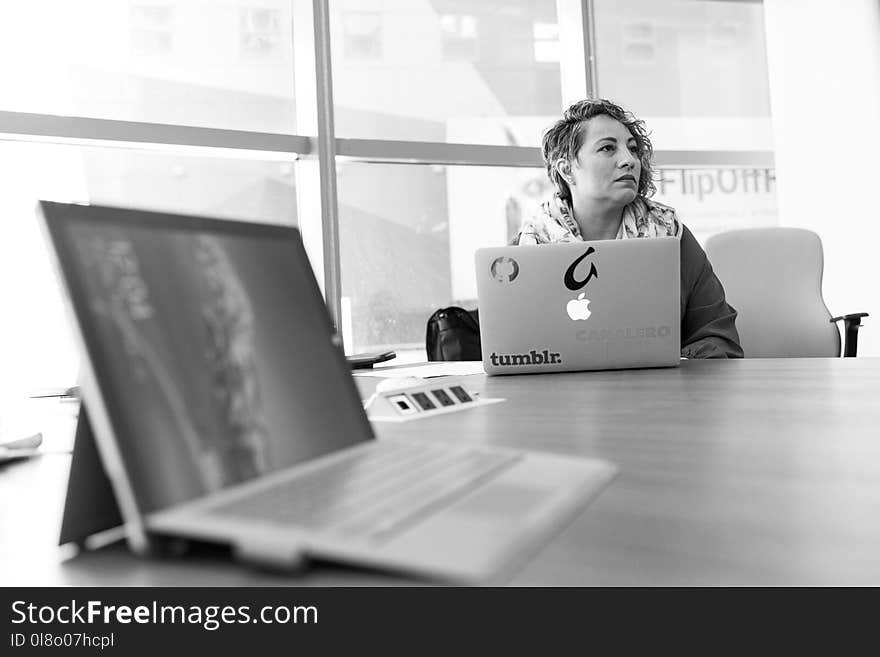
[541,98,655,202]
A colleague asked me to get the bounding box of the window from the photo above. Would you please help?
[533,22,560,63]
[654,167,777,244]
[440,14,479,61]
[338,163,546,353]
[620,21,656,66]
[0,0,298,133]
[130,4,175,55]
[330,0,562,145]
[594,0,773,150]
[0,0,314,397]
[239,8,283,58]
[343,12,383,60]
[0,0,780,388]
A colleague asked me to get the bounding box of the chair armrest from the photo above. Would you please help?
[830,313,869,357]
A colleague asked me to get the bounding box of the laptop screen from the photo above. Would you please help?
[42,202,373,514]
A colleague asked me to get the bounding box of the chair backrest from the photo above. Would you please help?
[704,227,840,358]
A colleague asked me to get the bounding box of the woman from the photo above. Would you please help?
[516,99,743,359]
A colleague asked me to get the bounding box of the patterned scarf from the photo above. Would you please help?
[515,195,682,245]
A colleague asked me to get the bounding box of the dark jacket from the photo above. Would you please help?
[679,225,743,359]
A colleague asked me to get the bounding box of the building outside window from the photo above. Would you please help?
[440,14,479,61]
[533,22,560,63]
[239,7,283,58]
[130,3,175,55]
[342,11,382,60]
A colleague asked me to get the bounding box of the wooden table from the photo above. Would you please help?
[3,358,880,586]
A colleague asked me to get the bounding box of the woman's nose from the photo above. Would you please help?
[619,149,637,169]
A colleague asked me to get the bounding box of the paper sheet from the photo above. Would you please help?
[354,361,485,379]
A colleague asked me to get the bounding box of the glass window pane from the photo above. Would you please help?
[338,163,547,353]
[0,0,299,133]
[0,141,301,400]
[594,0,773,151]
[653,166,778,244]
[330,0,563,146]
[70,148,299,225]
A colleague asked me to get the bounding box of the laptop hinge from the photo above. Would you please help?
[233,538,308,571]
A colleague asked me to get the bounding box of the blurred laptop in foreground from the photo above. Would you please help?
[40,200,616,583]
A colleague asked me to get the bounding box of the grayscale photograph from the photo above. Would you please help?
[1,2,878,633]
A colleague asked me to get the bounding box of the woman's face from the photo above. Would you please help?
[558,114,641,209]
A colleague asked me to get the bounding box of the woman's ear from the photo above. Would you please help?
[554,158,574,186]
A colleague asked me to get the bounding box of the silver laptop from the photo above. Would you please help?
[476,238,680,375]
[39,201,616,584]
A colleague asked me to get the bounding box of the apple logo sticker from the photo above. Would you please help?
[566,292,592,321]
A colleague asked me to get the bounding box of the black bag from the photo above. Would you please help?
[426,306,482,361]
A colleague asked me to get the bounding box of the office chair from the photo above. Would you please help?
[704,227,867,358]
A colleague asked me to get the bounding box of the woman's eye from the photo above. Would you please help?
[599,144,613,152]
[628,145,639,154]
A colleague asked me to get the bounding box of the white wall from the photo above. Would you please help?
[763,0,880,356]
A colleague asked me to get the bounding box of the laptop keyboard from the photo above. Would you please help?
[208,441,521,542]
